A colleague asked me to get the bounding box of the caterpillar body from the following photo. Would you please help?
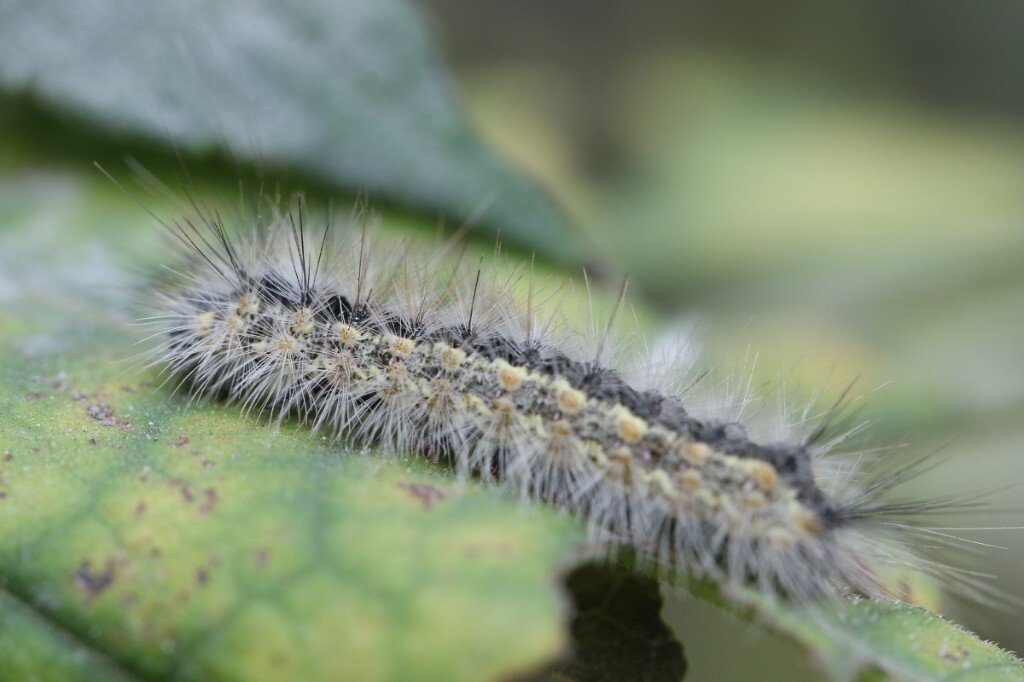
[145,202,939,603]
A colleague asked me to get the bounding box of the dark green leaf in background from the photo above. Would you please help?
[0,0,578,260]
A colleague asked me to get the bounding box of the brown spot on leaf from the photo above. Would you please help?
[396,482,449,509]
[134,501,146,518]
[939,644,971,663]
[196,568,209,586]
[88,438,98,446]
[1,452,11,462]
[172,436,189,448]
[86,404,132,431]
[0,492,7,500]
[198,489,218,515]
[180,485,194,503]
[25,391,42,402]
[74,560,114,602]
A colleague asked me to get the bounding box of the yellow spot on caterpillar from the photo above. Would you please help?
[726,510,747,533]
[721,454,740,470]
[464,393,486,416]
[610,447,632,464]
[276,334,301,355]
[495,361,526,391]
[435,344,465,371]
[554,381,586,414]
[696,489,718,511]
[386,362,407,379]
[429,377,452,392]
[225,315,245,334]
[789,503,823,535]
[236,292,260,316]
[327,349,351,365]
[335,323,363,347]
[378,362,411,399]
[546,420,582,463]
[606,409,647,446]
[683,442,712,466]
[327,351,365,383]
[492,397,516,415]
[488,398,519,435]
[549,419,573,437]
[589,448,609,468]
[746,460,778,492]
[389,336,416,358]
[678,469,703,490]
[765,527,796,551]
[741,491,767,511]
[194,311,217,336]
[291,308,316,336]
[608,448,634,484]
[425,379,456,419]
[648,469,674,497]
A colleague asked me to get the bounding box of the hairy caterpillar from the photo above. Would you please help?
[142,198,961,604]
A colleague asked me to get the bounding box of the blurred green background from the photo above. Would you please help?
[422,0,1024,667]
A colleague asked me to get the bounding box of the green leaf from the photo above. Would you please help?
[799,599,1024,681]
[0,589,135,682]
[671,581,1024,682]
[0,0,578,261]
